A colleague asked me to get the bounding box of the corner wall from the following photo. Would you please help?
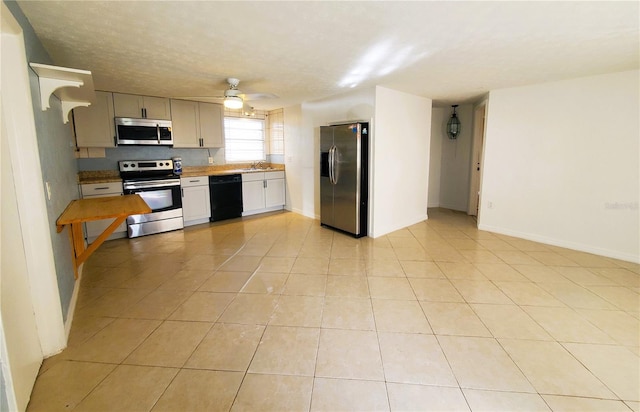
[285,88,376,219]
[479,70,639,262]
[371,86,431,237]
[284,86,431,238]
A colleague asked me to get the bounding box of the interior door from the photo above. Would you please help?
[319,126,334,227]
[331,124,360,235]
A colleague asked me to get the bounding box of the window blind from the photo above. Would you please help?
[224,117,265,162]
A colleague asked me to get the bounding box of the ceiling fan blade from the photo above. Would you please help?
[242,92,279,101]
[172,96,224,102]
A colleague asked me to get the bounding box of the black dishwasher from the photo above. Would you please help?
[209,174,243,221]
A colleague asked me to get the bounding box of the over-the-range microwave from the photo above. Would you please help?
[115,117,173,146]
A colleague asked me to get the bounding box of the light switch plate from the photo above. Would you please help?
[45,181,52,201]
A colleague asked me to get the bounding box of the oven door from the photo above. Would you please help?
[123,179,182,224]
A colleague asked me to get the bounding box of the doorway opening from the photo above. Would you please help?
[467,102,486,218]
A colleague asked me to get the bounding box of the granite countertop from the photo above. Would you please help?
[180,164,285,178]
[78,164,285,184]
[77,170,121,184]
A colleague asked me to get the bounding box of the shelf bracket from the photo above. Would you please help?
[29,63,95,124]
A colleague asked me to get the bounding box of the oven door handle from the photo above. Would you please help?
[124,181,180,190]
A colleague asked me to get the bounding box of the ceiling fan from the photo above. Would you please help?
[174,78,277,110]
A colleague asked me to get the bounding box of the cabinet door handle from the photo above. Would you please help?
[181,188,184,198]
[263,180,267,188]
[94,187,110,190]
[189,180,199,183]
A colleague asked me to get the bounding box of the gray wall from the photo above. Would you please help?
[5,0,77,321]
[77,147,282,171]
[77,147,224,171]
[429,104,473,212]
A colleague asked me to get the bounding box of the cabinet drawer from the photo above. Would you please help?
[81,182,123,196]
[265,171,285,180]
[180,176,208,187]
[241,172,265,182]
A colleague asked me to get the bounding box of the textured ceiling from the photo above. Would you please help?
[16,1,640,109]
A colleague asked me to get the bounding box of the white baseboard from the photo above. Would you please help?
[183,217,210,227]
[438,203,468,213]
[478,223,640,263]
[242,205,284,217]
[63,265,83,341]
[290,207,318,220]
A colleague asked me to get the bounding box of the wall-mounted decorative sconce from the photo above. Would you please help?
[447,104,461,139]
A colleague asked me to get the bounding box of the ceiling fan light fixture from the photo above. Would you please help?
[224,95,243,109]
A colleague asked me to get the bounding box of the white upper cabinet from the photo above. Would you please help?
[170,100,200,148]
[73,91,116,147]
[171,100,224,148]
[199,102,225,148]
[113,93,171,119]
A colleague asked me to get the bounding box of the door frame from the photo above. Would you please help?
[2,3,67,408]
[467,100,487,217]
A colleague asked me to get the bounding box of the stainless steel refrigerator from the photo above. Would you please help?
[320,122,369,237]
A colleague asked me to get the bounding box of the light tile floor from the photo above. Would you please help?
[28,209,640,411]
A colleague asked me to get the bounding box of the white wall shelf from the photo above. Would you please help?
[29,63,95,124]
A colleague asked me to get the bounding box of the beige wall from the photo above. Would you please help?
[479,70,639,262]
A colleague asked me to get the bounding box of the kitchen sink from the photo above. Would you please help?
[241,167,276,171]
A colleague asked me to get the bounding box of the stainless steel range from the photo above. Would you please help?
[119,159,183,238]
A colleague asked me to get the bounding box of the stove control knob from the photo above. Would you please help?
[123,164,129,168]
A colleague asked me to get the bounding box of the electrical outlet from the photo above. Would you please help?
[208,157,214,164]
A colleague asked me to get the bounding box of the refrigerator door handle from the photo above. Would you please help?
[329,145,335,185]
[332,145,339,184]
[328,146,332,184]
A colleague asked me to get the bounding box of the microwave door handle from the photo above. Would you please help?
[156,124,161,144]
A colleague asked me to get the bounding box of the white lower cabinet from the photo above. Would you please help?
[80,182,127,242]
[181,176,211,226]
[265,177,286,208]
[242,171,285,216]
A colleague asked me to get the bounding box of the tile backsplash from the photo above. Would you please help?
[76,147,224,171]
[76,146,283,171]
